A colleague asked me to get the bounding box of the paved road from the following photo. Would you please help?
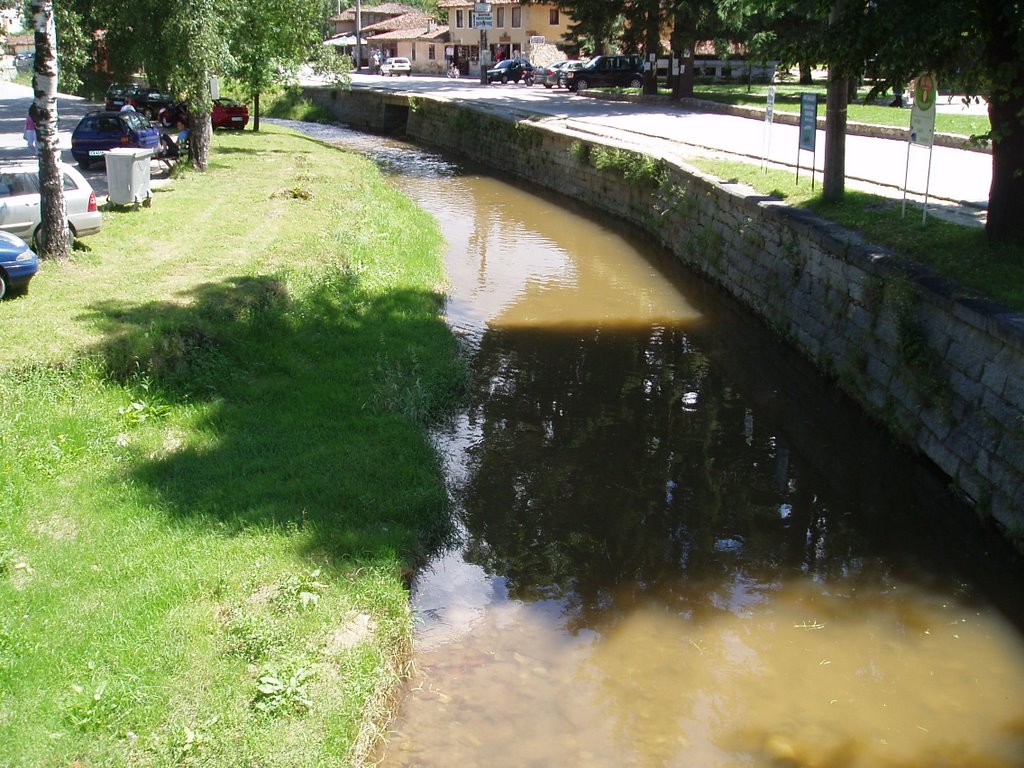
[0,81,172,198]
[322,71,991,226]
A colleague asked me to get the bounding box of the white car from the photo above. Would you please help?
[380,57,411,76]
[0,162,102,247]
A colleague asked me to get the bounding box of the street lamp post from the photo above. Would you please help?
[355,0,362,71]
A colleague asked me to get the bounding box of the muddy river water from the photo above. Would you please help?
[281,121,1024,767]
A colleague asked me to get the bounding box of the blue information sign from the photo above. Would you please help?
[799,93,818,152]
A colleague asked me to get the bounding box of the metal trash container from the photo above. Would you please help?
[104,147,153,206]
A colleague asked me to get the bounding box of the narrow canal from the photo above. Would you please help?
[281,120,1024,768]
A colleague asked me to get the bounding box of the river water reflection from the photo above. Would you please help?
[281,121,1024,767]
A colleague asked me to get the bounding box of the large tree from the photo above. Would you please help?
[227,0,348,131]
[29,0,69,260]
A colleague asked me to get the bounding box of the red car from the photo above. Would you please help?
[211,98,249,129]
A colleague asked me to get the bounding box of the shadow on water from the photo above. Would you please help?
[78,270,461,564]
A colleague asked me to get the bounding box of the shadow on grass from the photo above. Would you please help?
[79,270,464,566]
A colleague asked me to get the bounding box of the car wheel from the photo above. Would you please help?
[77,157,92,171]
[544,83,553,89]
[629,77,643,88]
[501,75,508,84]
[0,270,7,300]
[575,79,589,92]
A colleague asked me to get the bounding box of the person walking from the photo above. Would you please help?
[23,112,37,152]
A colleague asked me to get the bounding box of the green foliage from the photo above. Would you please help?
[591,145,667,187]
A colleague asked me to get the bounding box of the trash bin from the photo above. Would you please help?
[104,147,153,206]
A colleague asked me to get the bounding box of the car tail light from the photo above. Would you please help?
[87,191,97,212]
[120,135,130,146]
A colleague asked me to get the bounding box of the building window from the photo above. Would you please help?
[549,8,559,24]
[511,6,521,27]
[455,9,463,27]
[496,7,504,27]
[428,44,436,59]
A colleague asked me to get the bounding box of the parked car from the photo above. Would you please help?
[486,58,535,84]
[563,54,644,92]
[0,162,103,248]
[104,83,174,118]
[130,86,176,119]
[0,229,38,299]
[13,52,34,74]
[70,110,161,170]
[380,57,412,76]
[540,59,583,88]
[104,82,136,111]
[211,98,249,129]
[156,98,250,130]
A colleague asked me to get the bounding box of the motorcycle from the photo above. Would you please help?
[447,63,461,79]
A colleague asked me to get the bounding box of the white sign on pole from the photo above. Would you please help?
[902,73,938,223]
[909,72,937,146]
[473,12,493,29]
[474,2,491,11]
[761,85,776,171]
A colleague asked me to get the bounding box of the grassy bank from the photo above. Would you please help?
[691,83,990,138]
[690,158,1023,311]
[0,125,464,766]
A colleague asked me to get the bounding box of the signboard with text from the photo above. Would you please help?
[909,73,937,146]
[798,93,817,152]
[473,12,493,28]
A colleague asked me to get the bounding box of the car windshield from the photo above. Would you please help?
[122,112,150,130]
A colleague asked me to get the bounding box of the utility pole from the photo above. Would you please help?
[355,0,362,71]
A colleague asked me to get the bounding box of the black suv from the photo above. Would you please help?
[563,55,644,92]
[103,83,174,118]
[486,58,535,84]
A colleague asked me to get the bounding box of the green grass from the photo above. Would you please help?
[691,82,990,138]
[262,85,339,123]
[689,158,1023,311]
[0,125,465,766]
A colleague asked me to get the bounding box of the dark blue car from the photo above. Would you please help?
[0,230,38,298]
[70,110,160,170]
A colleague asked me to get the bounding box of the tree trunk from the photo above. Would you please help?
[253,91,261,132]
[189,113,211,172]
[823,73,848,203]
[642,0,660,96]
[986,89,1024,243]
[30,0,69,259]
[799,61,813,85]
[822,1,849,203]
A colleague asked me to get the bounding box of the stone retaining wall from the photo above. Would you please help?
[304,86,1024,547]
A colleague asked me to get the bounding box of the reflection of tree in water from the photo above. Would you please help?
[452,321,1017,631]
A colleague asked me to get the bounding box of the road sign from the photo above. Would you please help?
[474,2,490,11]
[473,12,493,29]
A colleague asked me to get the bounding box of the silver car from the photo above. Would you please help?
[0,162,103,247]
[541,60,584,89]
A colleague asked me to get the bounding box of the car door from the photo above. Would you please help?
[0,170,40,240]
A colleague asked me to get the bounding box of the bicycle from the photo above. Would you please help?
[447,63,461,79]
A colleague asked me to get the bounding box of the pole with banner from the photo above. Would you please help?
[797,93,818,188]
[762,84,776,171]
[475,2,492,84]
[902,72,938,223]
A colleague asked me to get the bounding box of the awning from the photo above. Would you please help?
[324,34,368,47]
